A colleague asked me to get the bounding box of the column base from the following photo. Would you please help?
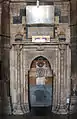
[23,104,30,113]
[13,104,23,115]
[13,103,30,115]
[53,104,68,114]
[58,109,67,114]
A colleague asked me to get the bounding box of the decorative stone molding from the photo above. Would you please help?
[36,46,45,51]
[10,43,71,114]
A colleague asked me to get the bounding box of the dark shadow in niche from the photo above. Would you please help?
[20,8,26,16]
[55,6,61,22]
[13,16,22,24]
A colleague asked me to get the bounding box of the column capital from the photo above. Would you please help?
[14,44,23,51]
[58,44,66,51]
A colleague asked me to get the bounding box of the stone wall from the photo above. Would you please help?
[10,1,70,42]
[70,0,77,81]
[1,1,11,114]
[9,42,71,114]
[0,0,71,115]
[69,0,77,113]
[9,1,71,115]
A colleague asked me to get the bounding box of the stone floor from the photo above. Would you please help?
[1,113,77,119]
[0,107,77,119]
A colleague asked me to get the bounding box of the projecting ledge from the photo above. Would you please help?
[11,40,70,46]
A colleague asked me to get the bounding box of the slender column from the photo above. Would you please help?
[57,44,67,114]
[20,49,30,113]
[13,45,23,114]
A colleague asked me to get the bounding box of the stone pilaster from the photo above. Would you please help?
[12,45,30,114]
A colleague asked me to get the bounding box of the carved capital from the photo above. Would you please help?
[15,44,23,51]
[58,44,66,51]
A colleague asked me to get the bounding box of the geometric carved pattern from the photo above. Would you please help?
[36,68,45,77]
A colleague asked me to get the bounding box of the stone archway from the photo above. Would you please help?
[28,56,53,110]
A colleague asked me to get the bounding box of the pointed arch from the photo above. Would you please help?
[28,55,53,109]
